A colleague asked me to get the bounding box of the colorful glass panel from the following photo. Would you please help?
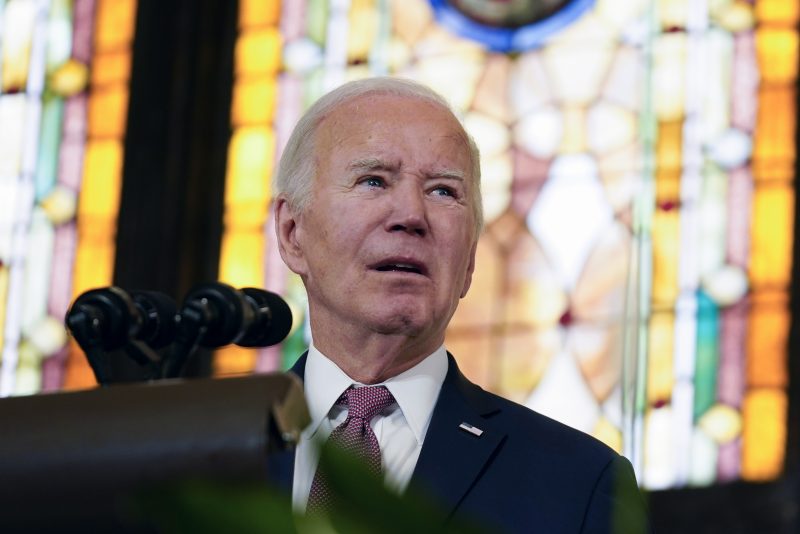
[225,0,796,489]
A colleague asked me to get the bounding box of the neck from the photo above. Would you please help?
[310,322,443,384]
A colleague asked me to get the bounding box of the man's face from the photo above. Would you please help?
[280,94,478,351]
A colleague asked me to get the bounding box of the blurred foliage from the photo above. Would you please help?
[133,444,490,533]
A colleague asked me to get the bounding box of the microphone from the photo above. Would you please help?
[177,282,292,348]
[237,287,293,347]
[161,283,293,378]
[65,287,178,383]
[65,287,178,351]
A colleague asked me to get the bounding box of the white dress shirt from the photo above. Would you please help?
[292,343,448,512]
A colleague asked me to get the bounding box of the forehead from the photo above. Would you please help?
[314,94,473,173]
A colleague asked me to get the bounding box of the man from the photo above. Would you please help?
[272,77,649,532]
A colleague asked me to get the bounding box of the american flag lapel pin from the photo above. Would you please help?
[459,422,484,437]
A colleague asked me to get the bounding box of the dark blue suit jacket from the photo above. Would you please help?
[272,352,650,533]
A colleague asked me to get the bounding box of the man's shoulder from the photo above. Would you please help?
[456,372,620,471]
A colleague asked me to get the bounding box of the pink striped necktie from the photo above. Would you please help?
[306,385,395,514]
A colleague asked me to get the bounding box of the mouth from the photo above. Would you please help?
[370,258,428,276]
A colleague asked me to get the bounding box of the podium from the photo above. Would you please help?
[0,373,309,530]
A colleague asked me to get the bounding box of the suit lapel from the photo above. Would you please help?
[269,353,309,493]
[409,354,506,520]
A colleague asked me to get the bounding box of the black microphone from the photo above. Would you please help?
[162,283,293,378]
[177,282,292,348]
[65,287,178,351]
[237,287,293,347]
[65,287,178,383]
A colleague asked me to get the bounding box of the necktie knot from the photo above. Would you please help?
[338,385,395,421]
[307,385,395,514]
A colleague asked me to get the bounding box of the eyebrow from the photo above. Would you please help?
[347,157,465,181]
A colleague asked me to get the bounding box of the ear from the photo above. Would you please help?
[459,239,478,299]
[274,196,308,277]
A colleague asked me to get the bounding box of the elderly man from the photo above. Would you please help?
[272,77,649,532]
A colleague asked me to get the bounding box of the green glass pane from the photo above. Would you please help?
[694,291,720,420]
[35,95,63,201]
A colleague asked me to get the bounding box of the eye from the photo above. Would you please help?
[431,185,456,198]
[360,176,385,188]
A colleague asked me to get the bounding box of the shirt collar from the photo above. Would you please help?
[302,344,448,445]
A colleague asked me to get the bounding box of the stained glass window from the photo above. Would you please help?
[226,0,797,489]
[0,0,137,395]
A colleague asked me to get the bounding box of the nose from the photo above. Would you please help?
[385,181,428,237]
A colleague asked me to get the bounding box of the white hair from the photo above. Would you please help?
[274,77,483,233]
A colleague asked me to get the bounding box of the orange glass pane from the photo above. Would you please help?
[752,86,796,181]
[94,0,137,51]
[91,50,132,86]
[756,28,798,84]
[219,229,265,288]
[63,340,98,391]
[79,140,123,219]
[741,388,786,481]
[230,77,277,126]
[755,0,799,24]
[656,120,682,172]
[88,85,130,138]
[225,127,274,205]
[235,28,282,77]
[750,183,795,287]
[450,235,501,327]
[215,345,257,375]
[647,313,674,403]
[746,291,789,388]
[651,208,680,305]
[445,329,493,389]
[238,0,281,29]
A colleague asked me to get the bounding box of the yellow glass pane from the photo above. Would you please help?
[753,86,796,181]
[94,0,137,51]
[741,388,786,481]
[215,345,257,375]
[747,291,789,388]
[348,0,378,63]
[219,230,265,288]
[88,85,129,138]
[0,0,36,92]
[651,209,680,305]
[750,184,795,287]
[235,28,282,77]
[79,140,123,219]
[91,50,132,86]
[755,0,799,24]
[658,0,689,29]
[230,77,277,126]
[653,33,687,120]
[0,266,8,353]
[71,234,116,298]
[497,328,560,403]
[225,127,273,205]
[223,201,269,229]
[560,106,585,153]
[756,28,798,84]
[63,341,98,390]
[647,313,674,403]
[593,416,622,453]
[238,0,281,28]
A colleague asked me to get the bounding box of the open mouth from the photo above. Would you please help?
[371,260,426,276]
